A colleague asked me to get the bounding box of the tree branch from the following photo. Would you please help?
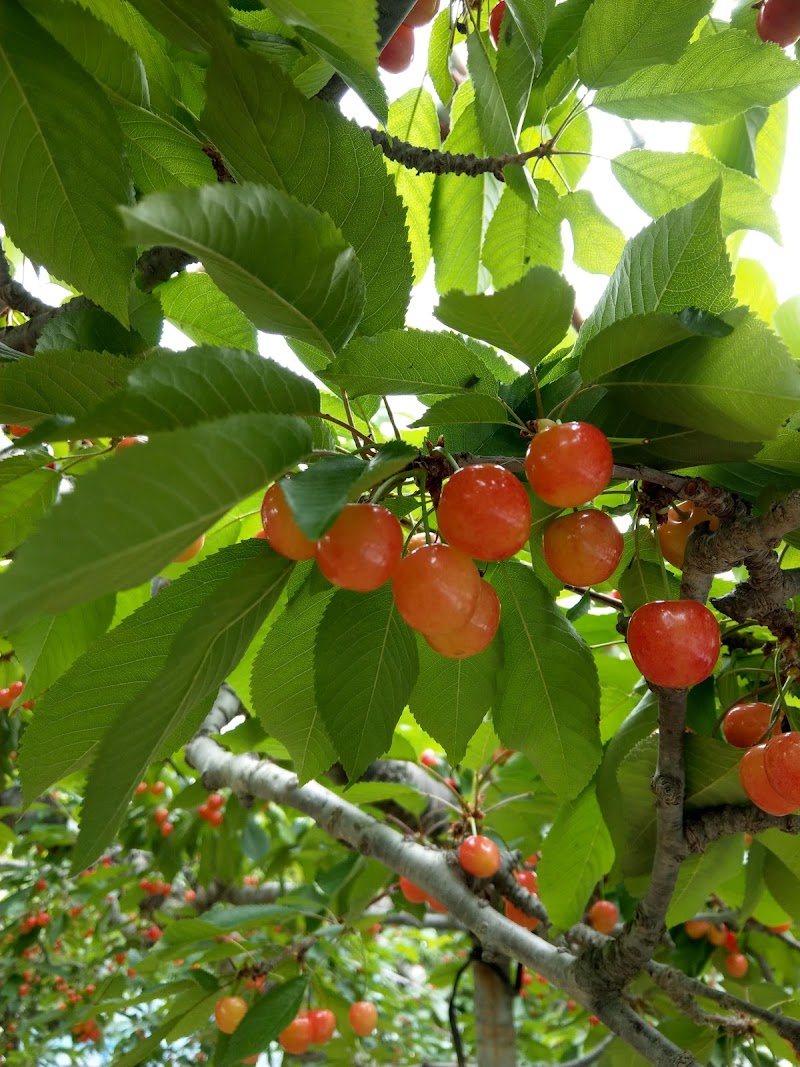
[367,128,555,179]
[710,552,800,640]
[684,804,800,853]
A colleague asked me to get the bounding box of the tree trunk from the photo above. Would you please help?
[472,958,517,1067]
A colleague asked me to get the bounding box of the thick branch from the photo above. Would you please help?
[684,804,800,853]
[710,552,800,640]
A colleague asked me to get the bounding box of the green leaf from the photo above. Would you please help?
[127,0,229,52]
[73,544,293,869]
[0,0,134,321]
[436,267,574,368]
[156,272,258,352]
[428,7,456,105]
[409,631,500,766]
[505,0,551,59]
[203,39,411,334]
[411,394,511,428]
[0,413,312,631]
[122,183,365,355]
[0,350,135,425]
[577,0,711,89]
[618,550,679,612]
[690,106,767,182]
[612,151,780,242]
[531,0,591,106]
[315,586,419,781]
[36,308,150,357]
[325,329,498,399]
[492,562,601,801]
[603,310,800,443]
[496,3,541,132]
[0,464,58,557]
[666,836,744,926]
[220,976,308,1065]
[776,296,800,359]
[115,101,213,194]
[66,346,319,441]
[483,182,564,287]
[537,786,614,929]
[575,183,734,358]
[11,595,115,699]
[250,574,336,783]
[594,30,800,124]
[561,190,626,275]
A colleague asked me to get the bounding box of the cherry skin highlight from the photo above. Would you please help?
[626,600,720,688]
[657,502,720,569]
[489,0,507,45]
[763,732,800,807]
[458,835,501,878]
[722,702,776,748]
[316,503,403,592]
[739,744,797,816]
[757,0,800,46]
[349,1001,378,1037]
[588,900,619,935]
[437,464,531,561]
[392,543,481,633]
[379,24,414,72]
[524,422,613,508]
[404,0,440,26]
[424,579,500,659]
[279,1015,312,1054]
[214,996,247,1034]
[260,482,316,561]
[542,510,623,586]
[308,1008,336,1044]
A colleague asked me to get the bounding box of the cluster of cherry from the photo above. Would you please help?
[378,0,439,73]
[684,919,751,980]
[726,701,800,818]
[214,994,377,1056]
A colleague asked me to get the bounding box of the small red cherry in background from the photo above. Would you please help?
[308,1008,337,1044]
[723,929,739,953]
[588,900,619,935]
[392,543,481,634]
[349,1000,378,1037]
[424,579,500,659]
[174,533,205,563]
[739,744,796,815]
[151,782,166,796]
[207,810,224,828]
[34,879,47,891]
[260,482,316,561]
[215,995,248,1034]
[542,510,622,586]
[115,436,145,451]
[316,503,403,592]
[626,600,720,688]
[658,502,720,569]
[489,0,507,46]
[280,1014,313,1053]
[399,877,428,904]
[207,792,225,810]
[8,425,31,436]
[437,464,531,561]
[160,822,174,837]
[722,702,776,748]
[763,732,800,807]
[757,0,800,46]
[404,0,440,26]
[153,807,170,825]
[524,422,613,508]
[458,835,501,878]
[419,749,439,768]
[135,782,148,796]
[379,23,414,72]
[724,953,748,979]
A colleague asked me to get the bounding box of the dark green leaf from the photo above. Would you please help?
[666,836,744,926]
[127,0,229,52]
[0,350,134,425]
[220,977,308,1065]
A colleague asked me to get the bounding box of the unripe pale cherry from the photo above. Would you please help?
[542,509,623,586]
[458,835,501,878]
[316,503,403,591]
[214,995,247,1034]
[763,732,800,807]
[626,600,720,688]
[424,579,500,659]
[392,543,481,633]
[657,501,720,569]
[739,744,797,816]
[260,482,316,560]
[437,464,531,561]
[524,422,613,508]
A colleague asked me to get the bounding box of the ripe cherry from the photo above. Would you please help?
[723,930,739,953]
[706,924,728,947]
[722,702,776,748]
[316,504,403,592]
[404,0,440,25]
[419,749,439,768]
[724,952,748,979]
[280,1014,313,1054]
[379,24,414,72]
[489,0,507,45]
[739,744,797,815]
[524,422,613,508]
[437,464,531,561]
[424,579,500,659]
[214,995,248,1034]
[588,900,619,935]
[308,1008,337,1044]
[757,0,800,46]
[626,600,720,688]
[174,533,205,563]
[34,879,47,891]
[658,502,720,569]
[399,877,428,904]
[207,793,225,811]
[458,835,501,878]
[349,1000,378,1037]
[260,482,316,561]
[684,920,710,940]
[153,807,170,825]
[504,870,540,930]
[135,782,148,796]
[392,543,481,633]
[763,732,800,807]
[160,822,174,837]
[151,782,166,796]
[207,810,224,828]
[542,510,622,586]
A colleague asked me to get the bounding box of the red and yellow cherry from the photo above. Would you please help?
[379,24,414,72]
[404,0,440,26]
[215,995,248,1034]
[419,749,439,768]
[392,543,481,633]
[260,483,316,561]
[588,900,619,935]
[316,504,403,591]
[706,923,728,947]
[684,920,710,940]
[757,0,800,46]
[280,1013,312,1054]
[458,835,501,878]
[489,0,507,45]
[724,952,748,979]
[542,510,622,586]
[626,600,720,688]
[174,534,205,563]
[308,1008,336,1044]
[739,744,797,815]
[763,732,800,807]
[349,1000,378,1037]
[424,579,500,659]
[399,877,428,904]
[525,422,613,508]
[722,702,776,748]
[437,464,531,561]
[658,502,720,569]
